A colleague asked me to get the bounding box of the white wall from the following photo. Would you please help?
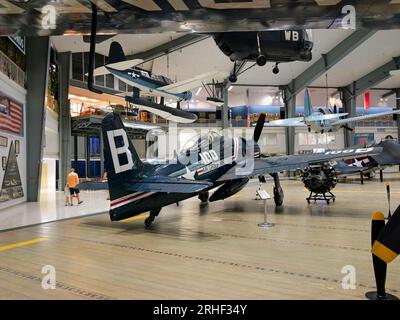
[41,107,60,191]
[43,108,59,160]
[0,73,27,210]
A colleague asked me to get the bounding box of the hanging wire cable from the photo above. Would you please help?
[237,63,257,76]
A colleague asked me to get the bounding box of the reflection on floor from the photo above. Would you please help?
[0,175,399,299]
[0,189,109,231]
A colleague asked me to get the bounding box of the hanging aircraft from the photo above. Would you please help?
[92,41,228,123]
[265,88,400,134]
[214,30,314,81]
[98,112,382,227]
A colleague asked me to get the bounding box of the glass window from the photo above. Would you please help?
[95,53,104,86]
[83,52,89,82]
[119,79,127,92]
[72,53,83,81]
[105,74,114,89]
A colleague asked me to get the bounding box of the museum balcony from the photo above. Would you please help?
[0,51,25,89]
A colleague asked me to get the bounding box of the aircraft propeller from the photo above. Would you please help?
[253,112,266,143]
[341,124,354,132]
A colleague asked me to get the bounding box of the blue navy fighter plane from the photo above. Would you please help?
[93,41,227,123]
[100,112,382,227]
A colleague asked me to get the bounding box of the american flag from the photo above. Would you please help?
[0,97,23,135]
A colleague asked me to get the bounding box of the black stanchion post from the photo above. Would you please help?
[386,184,392,219]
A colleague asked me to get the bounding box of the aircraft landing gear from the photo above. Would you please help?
[255,32,267,67]
[272,63,280,74]
[256,55,267,66]
[271,172,284,206]
[198,191,209,203]
[229,73,237,83]
[145,208,161,228]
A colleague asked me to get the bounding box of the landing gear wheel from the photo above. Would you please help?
[145,208,161,228]
[199,191,209,203]
[256,55,267,66]
[272,63,280,74]
[145,216,154,228]
[229,74,237,83]
[273,186,284,206]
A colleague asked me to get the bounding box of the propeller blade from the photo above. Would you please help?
[372,205,400,263]
[341,125,354,132]
[368,212,387,298]
[253,112,266,142]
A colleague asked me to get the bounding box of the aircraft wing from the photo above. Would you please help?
[158,71,229,94]
[217,147,382,181]
[124,177,213,193]
[264,117,306,127]
[331,109,400,126]
[93,59,144,76]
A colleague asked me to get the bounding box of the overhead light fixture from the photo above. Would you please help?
[228,86,233,91]
[263,95,273,105]
[196,87,202,96]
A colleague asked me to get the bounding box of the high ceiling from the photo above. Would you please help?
[51,29,400,106]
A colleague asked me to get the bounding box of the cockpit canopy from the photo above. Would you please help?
[181,131,221,152]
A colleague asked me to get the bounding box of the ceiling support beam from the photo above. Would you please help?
[341,57,400,97]
[382,90,396,99]
[126,34,209,63]
[339,83,356,148]
[338,57,400,147]
[283,29,376,102]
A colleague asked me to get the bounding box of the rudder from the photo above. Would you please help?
[102,112,144,202]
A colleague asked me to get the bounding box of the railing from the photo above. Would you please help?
[0,51,25,88]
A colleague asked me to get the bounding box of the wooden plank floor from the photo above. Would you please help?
[0,174,400,300]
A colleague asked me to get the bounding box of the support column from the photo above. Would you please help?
[340,83,356,147]
[73,135,78,170]
[99,132,104,177]
[284,91,296,155]
[26,37,50,202]
[395,88,400,143]
[222,80,229,130]
[58,52,71,191]
[85,136,90,178]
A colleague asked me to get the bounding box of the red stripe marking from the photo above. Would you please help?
[0,126,20,133]
[111,192,148,207]
[0,119,21,130]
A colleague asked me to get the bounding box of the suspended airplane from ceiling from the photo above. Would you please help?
[265,88,400,134]
[1,1,400,36]
[214,30,314,81]
[82,112,382,227]
[92,41,228,123]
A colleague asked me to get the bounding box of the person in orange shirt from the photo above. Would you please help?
[67,168,83,206]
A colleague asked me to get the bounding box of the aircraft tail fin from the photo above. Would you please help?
[106,41,144,71]
[102,112,145,202]
[304,88,313,117]
[107,41,126,65]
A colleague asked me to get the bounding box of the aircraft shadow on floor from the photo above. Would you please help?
[81,218,220,241]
